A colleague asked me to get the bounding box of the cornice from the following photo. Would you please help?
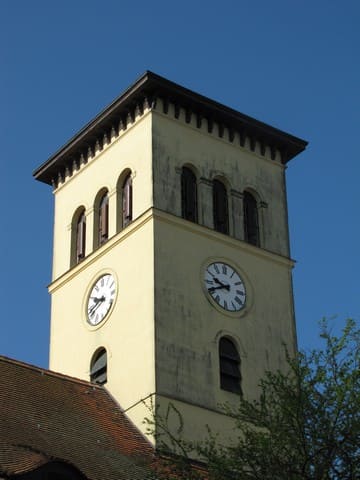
[152,208,295,268]
[49,207,154,293]
[49,206,294,293]
[33,71,307,187]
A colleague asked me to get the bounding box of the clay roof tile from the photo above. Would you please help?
[0,356,154,480]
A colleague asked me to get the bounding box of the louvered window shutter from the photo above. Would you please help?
[99,195,109,244]
[90,348,107,385]
[181,167,197,222]
[122,175,132,227]
[219,337,242,394]
[213,180,229,234]
[76,213,86,261]
[244,192,259,246]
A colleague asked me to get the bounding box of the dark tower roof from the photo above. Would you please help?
[33,71,307,186]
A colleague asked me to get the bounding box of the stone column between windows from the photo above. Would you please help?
[230,189,244,241]
[198,177,213,229]
[108,188,117,238]
[85,207,94,256]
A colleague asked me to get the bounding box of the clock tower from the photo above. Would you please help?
[34,72,307,445]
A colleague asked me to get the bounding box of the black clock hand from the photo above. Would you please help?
[89,296,105,315]
[89,303,100,316]
[213,277,231,290]
[88,297,100,314]
[208,284,230,292]
[208,286,222,292]
[90,296,105,305]
[213,277,229,288]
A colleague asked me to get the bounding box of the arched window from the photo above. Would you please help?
[122,173,132,228]
[98,192,109,246]
[181,166,197,222]
[244,191,259,246]
[70,208,86,267]
[90,348,107,385]
[219,337,242,394]
[75,210,86,263]
[213,179,229,234]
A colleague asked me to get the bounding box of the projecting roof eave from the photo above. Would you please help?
[33,71,308,185]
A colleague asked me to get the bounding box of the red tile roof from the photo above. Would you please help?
[0,356,154,479]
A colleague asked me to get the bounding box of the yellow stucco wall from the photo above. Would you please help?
[51,111,153,279]
[152,106,290,257]
[49,112,157,439]
[48,104,297,445]
[152,211,295,436]
[49,211,156,424]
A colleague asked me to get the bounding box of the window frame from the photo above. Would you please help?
[213,179,229,234]
[75,210,86,263]
[90,347,107,385]
[70,207,86,268]
[181,166,198,223]
[219,337,242,395]
[97,191,109,247]
[243,190,260,246]
[122,173,133,228]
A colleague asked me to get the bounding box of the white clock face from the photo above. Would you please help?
[87,274,116,326]
[204,262,246,312]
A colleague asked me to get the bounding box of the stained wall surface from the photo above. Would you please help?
[150,108,296,443]
[48,103,297,445]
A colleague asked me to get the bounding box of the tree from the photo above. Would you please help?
[147,319,360,480]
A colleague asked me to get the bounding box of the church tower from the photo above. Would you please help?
[34,72,307,444]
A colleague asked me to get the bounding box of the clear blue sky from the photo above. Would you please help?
[1,0,359,368]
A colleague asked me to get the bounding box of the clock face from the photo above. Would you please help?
[87,274,116,326]
[204,262,246,312]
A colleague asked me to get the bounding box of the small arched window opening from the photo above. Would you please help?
[98,192,109,246]
[122,173,133,228]
[70,208,86,268]
[219,337,242,394]
[213,179,229,234]
[244,191,259,246]
[90,348,107,385]
[181,166,197,222]
[75,210,86,263]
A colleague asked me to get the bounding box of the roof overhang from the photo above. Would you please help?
[33,71,308,185]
